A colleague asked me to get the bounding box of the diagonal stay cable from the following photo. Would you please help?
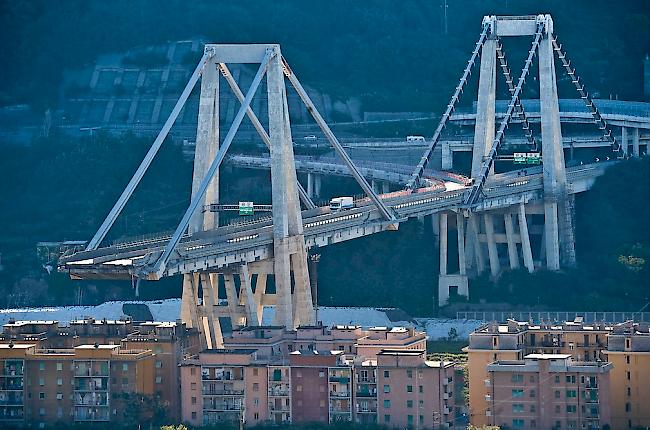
[406,23,491,191]
[495,39,538,151]
[552,35,620,154]
[149,48,275,278]
[85,50,213,251]
[465,23,544,206]
[282,56,396,222]
[218,63,316,210]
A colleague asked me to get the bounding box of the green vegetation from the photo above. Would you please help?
[467,157,650,310]
[1,1,649,110]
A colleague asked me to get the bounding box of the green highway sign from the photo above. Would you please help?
[239,201,254,216]
[513,152,527,164]
[526,152,541,164]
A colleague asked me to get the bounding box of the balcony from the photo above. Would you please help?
[330,391,350,399]
[329,376,350,384]
[74,406,110,422]
[203,403,242,412]
[268,404,291,412]
[202,388,245,396]
[268,387,291,397]
[356,389,377,398]
[0,382,23,391]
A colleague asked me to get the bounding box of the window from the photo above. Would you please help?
[190,367,196,375]
[190,382,196,390]
[155,376,162,384]
[555,405,561,414]
[626,371,631,380]
[384,414,390,423]
[38,378,44,386]
[253,368,258,376]
[254,412,259,420]
[56,378,62,386]
[408,415,414,424]
[407,400,413,408]
[253,383,259,392]
[384,370,390,378]
[39,392,45,400]
[191,397,196,405]
[555,390,561,398]
[191,412,197,420]
[530,404,536,413]
[39,407,45,416]
[530,389,536,398]
[531,419,536,428]
[122,377,129,385]
[56,393,63,400]
[296,370,302,378]
[39,362,45,371]
[296,385,302,392]
[419,415,424,424]
[407,370,413,378]
[512,404,524,413]
[407,385,413,393]
[555,375,560,383]
[625,338,631,349]
[155,361,162,369]
[566,375,576,383]
[383,400,391,408]
[56,363,62,371]
[529,375,535,382]
[320,399,326,407]
[419,385,423,393]
[626,355,631,364]
[512,389,524,398]
[511,374,524,383]
[512,419,525,428]
[566,405,577,413]
[383,385,390,393]
[627,387,631,396]
[625,402,631,412]
[253,398,259,406]
[122,363,129,371]
[319,370,325,377]
[566,390,577,398]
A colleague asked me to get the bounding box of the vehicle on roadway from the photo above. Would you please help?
[304,135,317,142]
[329,196,354,212]
[406,135,426,142]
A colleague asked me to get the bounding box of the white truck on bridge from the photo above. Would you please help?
[329,196,354,212]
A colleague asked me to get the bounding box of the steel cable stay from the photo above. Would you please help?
[495,39,538,151]
[405,23,491,191]
[552,36,620,154]
[464,23,544,206]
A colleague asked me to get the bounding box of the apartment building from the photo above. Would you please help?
[376,349,456,429]
[0,318,197,422]
[465,319,611,426]
[180,324,454,429]
[603,321,650,429]
[0,343,154,427]
[486,354,612,430]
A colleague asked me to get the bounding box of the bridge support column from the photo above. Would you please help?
[518,203,534,273]
[539,23,572,271]
[633,128,640,157]
[382,182,390,194]
[371,179,379,194]
[621,127,628,157]
[307,173,314,198]
[431,213,440,246]
[439,213,448,276]
[466,214,486,276]
[267,51,315,330]
[314,174,322,198]
[438,212,469,306]
[457,213,466,276]
[504,212,519,270]
[471,36,497,178]
[484,213,500,277]
[442,141,453,170]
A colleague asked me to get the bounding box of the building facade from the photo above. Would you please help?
[603,321,650,429]
[0,343,154,427]
[179,324,456,429]
[486,354,612,430]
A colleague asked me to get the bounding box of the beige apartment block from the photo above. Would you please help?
[486,354,612,430]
